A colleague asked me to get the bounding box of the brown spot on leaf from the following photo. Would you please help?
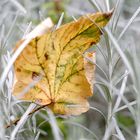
[17,68,21,72]
[45,53,49,60]
[32,72,39,80]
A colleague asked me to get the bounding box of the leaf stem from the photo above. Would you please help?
[5,104,49,128]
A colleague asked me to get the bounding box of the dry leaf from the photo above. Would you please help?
[84,51,96,93]
[13,11,112,115]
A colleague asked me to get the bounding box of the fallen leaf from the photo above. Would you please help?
[13,10,113,115]
[84,51,96,93]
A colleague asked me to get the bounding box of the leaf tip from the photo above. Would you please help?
[104,8,114,19]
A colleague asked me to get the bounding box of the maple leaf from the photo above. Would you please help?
[13,11,113,115]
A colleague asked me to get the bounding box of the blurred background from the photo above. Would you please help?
[0,0,140,140]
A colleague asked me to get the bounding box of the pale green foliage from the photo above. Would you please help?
[0,0,140,140]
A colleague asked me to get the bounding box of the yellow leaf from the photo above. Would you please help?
[84,51,96,93]
[13,11,113,115]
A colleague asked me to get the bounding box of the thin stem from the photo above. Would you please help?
[5,104,49,128]
[136,96,140,140]
[102,101,113,140]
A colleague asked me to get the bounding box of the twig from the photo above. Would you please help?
[5,104,49,128]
